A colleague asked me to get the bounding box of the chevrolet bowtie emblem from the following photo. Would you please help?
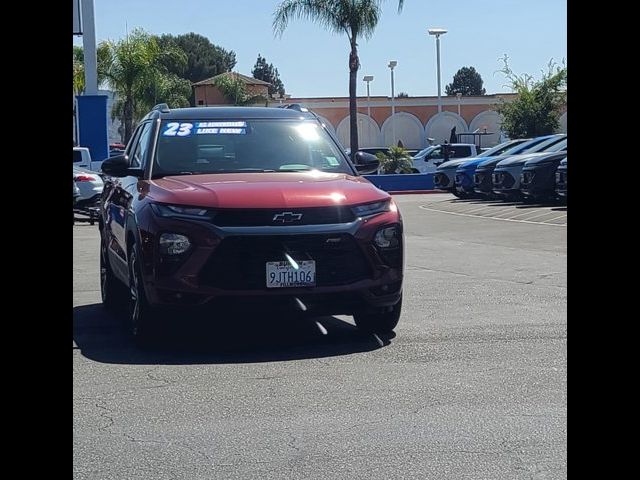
[272,212,303,223]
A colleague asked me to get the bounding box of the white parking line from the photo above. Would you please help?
[419,205,567,226]
[520,209,565,222]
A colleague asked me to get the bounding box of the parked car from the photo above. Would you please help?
[99,105,404,345]
[412,143,481,175]
[434,140,527,197]
[492,136,567,200]
[520,152,568,202]
[555,158,567,198]
[345,147,419,157]
[452,139,530,197]
[74,146,106,172]
[473,134,566,197]
[73,166,104,208]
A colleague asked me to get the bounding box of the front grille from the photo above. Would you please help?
[200,234,371,290]
[434,172,450,188]
[212,207,355,227]
[502,172,515,188]
[494,172,515,189]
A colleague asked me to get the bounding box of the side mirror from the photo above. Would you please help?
[434,161,443,167]
[101,154,144,178]
[353,151,380,174]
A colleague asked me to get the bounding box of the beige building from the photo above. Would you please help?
[193,74,567,150]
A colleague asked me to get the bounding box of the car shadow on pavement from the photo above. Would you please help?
[73,303,394,365]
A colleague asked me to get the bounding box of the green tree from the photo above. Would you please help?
[273,0,405,158]
[445,66,486,96]
[157,33,236,83]
[376,146,414,174]
[252,54,286,97]
[73,46,85,95]
[494,56,567,138]
[213,74,266,105]
[98,29,189,143]
[397,92,409,98]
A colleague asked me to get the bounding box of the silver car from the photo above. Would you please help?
[73,166,104,208]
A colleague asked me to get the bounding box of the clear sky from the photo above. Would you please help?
[73,0,567,98]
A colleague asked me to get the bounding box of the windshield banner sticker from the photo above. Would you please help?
[163,121,247,136]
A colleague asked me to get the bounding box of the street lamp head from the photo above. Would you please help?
[363,75,374,82]
[428,28,448,36]
[456,92,462,99]
[388,60,397,69]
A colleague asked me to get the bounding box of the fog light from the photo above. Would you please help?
[159,233,191,255]
[374,226,400,248]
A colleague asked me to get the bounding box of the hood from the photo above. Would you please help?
[522,153,567,169]
[494,152,550,168]
[436,157,476,171]
[144,171,389,209]
[455,156,494,171]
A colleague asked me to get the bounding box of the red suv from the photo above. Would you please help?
[99,105,403,345]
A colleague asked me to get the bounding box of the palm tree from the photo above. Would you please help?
[273,0,404,158]
[98,29,188,143]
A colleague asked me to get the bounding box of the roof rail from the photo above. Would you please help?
[279,103,309,113]
[152,103,170,113]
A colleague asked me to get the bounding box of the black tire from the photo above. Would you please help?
[354,296,402,334]
[128,244,157,347]
[100,237,127,313]
[452,189,469,199]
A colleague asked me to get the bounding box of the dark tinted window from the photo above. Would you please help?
[73,150,82,163]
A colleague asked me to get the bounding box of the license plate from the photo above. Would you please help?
[266,260,316,288]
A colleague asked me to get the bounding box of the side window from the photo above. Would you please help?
[73,150,82,163]
[427,147,443,160]
[124,125,143,158]
[452,146,471,157]
[130,123,153,168]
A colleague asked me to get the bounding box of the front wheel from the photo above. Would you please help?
[128,244,157,347]
[354,296,402,334]
[100,237,127,313]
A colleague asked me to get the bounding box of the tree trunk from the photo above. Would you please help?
[348,40,359,160]
[124,96,133,144]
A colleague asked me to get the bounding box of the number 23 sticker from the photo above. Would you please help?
[163,122,193,137]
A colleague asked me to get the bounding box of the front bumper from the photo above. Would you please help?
[473,169,494,194]
[455,170,475,193]
[520,165,558,198]
[433,169,456,191]
[491,168,520,195]
[556,168,567,196]
[139,210,404,315]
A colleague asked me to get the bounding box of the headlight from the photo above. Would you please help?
[352,200,390,217]
[159,233,191,255]
[151,203,212,220]
[374,226,401,249]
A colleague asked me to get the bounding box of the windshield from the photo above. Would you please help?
[413,146,436,159]
[152,119,353,177]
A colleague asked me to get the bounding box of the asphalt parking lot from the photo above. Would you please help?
[73,193,567,480]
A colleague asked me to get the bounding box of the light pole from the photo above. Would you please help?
[456,92,462,116]
[363,75,374,118]
[388,61,397,145]
[428,28,447,113]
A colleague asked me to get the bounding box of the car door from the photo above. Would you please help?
[117,122,155,262]
[421,146,444,173]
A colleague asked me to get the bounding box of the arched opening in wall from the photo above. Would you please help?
[336,113,381,150]
[381,112,424,149]
[558,112,567,134]
[424,112,468,146]
[468,111,503,147]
